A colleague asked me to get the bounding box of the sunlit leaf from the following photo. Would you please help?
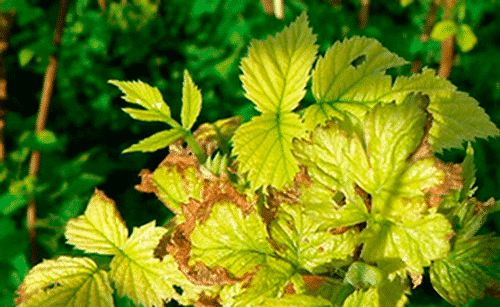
[65,189,128,255]
[240,11,318,114]
[233,112,306,190]
[109,79,179,127]
[123,128,187,153]
[361,212,453,273]
[110,221,190,307]
[16,257,113,307]
[190,201,275,277]
[181,70,202,130]
[312,36,407,103]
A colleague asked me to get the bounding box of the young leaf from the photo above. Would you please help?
[122,128,187,153]
[190,201,275,277]
[108,80,178,127]
[233,11,318,190]
[181,70,202,130]
[65,189,128,255]
[430,235,500,306]
[361,212,453,273]
[233,112,306,190]
[431,20,458,41]
[239,11,318,114]
[16,256,113,307]
[312,36,407,103]
[110,221,189,307]
[459,142,476,201]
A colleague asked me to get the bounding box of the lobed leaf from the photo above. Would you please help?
[110,221,190,307]
[361,212,453,273]
[181,70,202,130]
[312,36,407,103]
[240,11,318,114]
[269,203,358,273]
[342,287,380,307]
[16,257,113,307]
[190,201,275,277]
[65,189,128,255]
[232,112,306,190]
[430,235,500,306]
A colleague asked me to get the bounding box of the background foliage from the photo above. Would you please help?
[0,0,499,306]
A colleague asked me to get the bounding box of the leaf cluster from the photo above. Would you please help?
[15,12,500,307]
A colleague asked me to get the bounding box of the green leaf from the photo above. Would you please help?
[361,212,453,273]
[239,11,318,114]
[110,221,192,307]
[190,201,275,277]
[457,24,477,52]
[344,262,383,288]
[232,112,306,190]
[19,48,35,67]
[263,294,333,306]
[109,79,179,127]
[65,189,128,255]
[400,0,415,7]
[181,70,202,130]
[371,68,500,153]
[16,256,113,307]
[122,128,187,153]
[430,235,500,306]
[431,20,458,41]
[342,287,379,307]
[312,36,407,103]
[234,258,296,306]
[270,203,358,273]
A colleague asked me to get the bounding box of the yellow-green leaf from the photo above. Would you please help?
[65,189,128,255]
[109,79,179,127]
[16,256,113,307]
[312,36,407,103]
[240,11,318,114]
[457,24,477,52]
[110,221,188,307]
[232,112,306,190]
[181,70,202,129]
[123,128,187,153]
[431,20,458,41]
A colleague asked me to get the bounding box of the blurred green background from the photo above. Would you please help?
[0,0,499,306]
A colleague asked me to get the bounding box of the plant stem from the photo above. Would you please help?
[27,0,69,266]
[184,131,207,164]
[358,0,370,29]
[0,11,14,162]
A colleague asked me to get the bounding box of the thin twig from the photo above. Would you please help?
[358,0,370,29]
[0,11,15,162]
[27,0,69,266]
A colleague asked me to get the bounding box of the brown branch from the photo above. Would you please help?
[97,0,107,13]
[258,0,284,19]
[411,0,439,74]
[0,11,15,162]
[27,0,69,266]
[358,0,370,29]
[437,0,457,78]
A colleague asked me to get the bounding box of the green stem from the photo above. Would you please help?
[184,131,207,164]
